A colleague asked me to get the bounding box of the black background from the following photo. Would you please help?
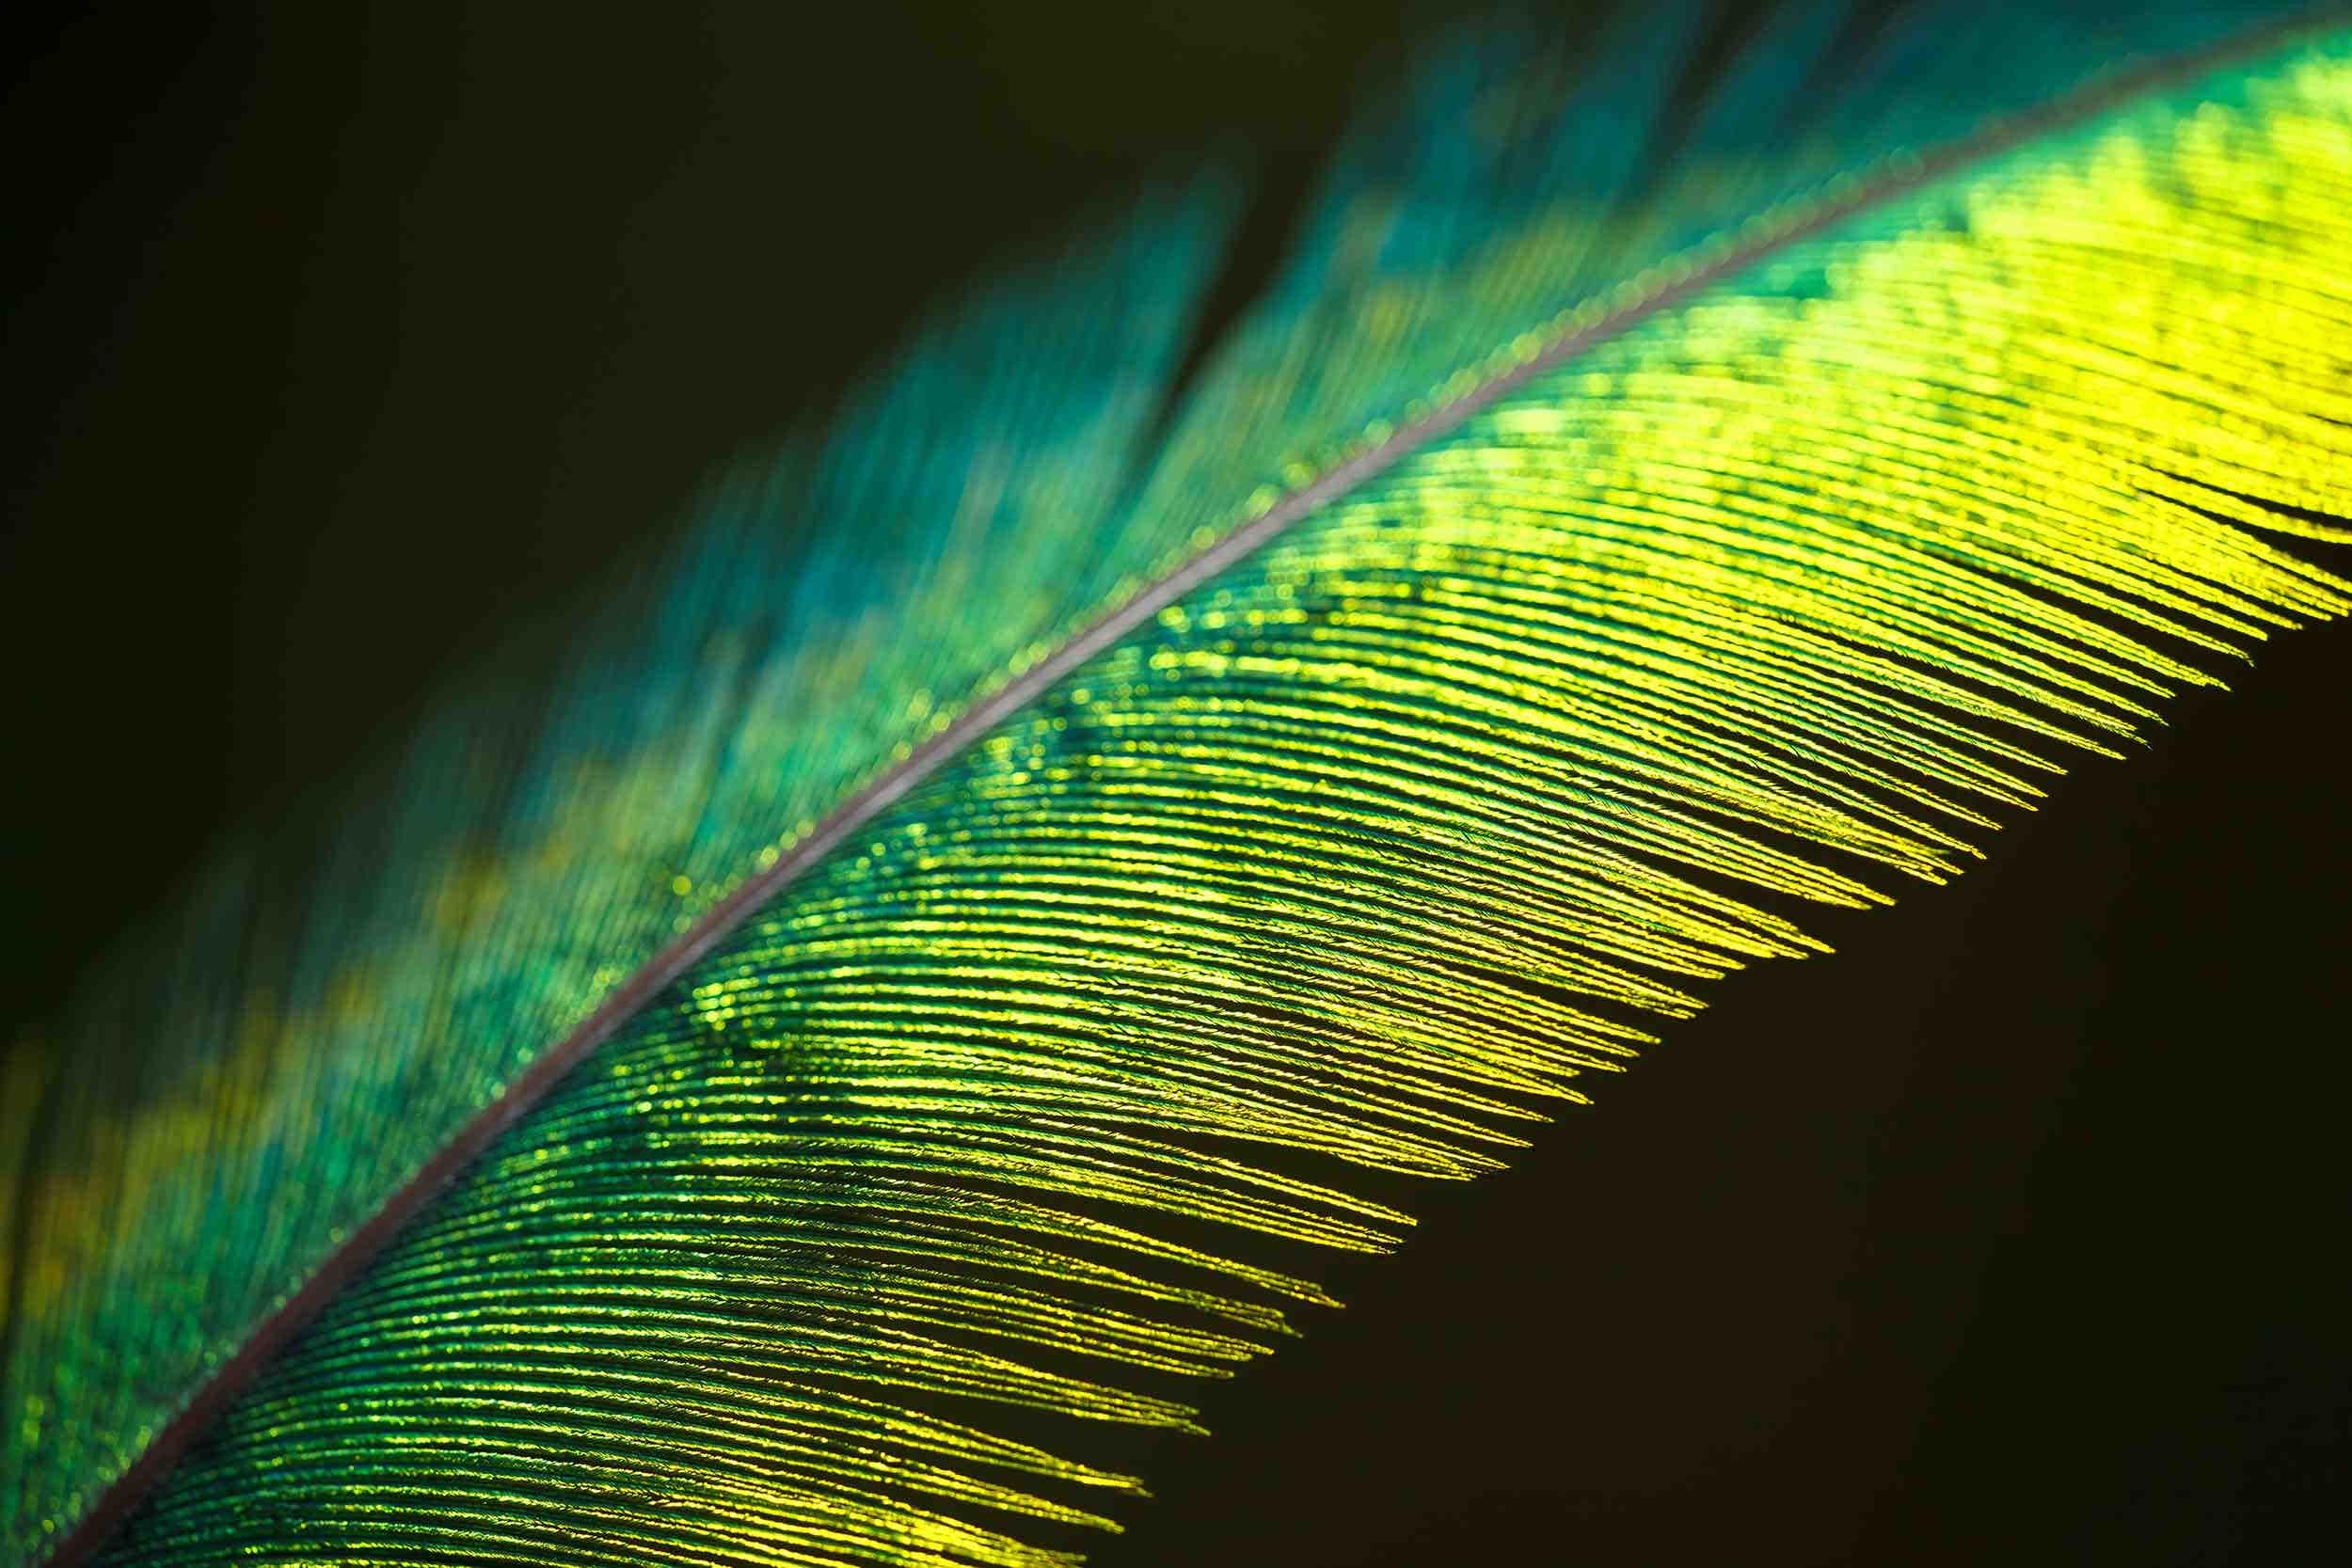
[5,4,2345,1563]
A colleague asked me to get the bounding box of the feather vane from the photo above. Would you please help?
[9,7,2352,1565]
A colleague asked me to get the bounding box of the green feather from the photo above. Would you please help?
[7,3,2350,1564]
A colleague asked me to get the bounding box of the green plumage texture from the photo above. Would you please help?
[7,3,2351,1563]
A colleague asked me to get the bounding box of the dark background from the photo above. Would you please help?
[5,3,2344,1563]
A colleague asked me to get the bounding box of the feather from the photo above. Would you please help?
[8,3,2352,1563]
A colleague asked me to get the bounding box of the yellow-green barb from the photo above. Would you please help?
[8,6,2352,1566]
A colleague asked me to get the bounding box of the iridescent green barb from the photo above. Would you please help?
[9,4,2352,1565]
